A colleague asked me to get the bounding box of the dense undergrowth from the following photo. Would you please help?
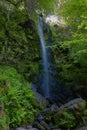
[53,0,87,88]
[0,66,43,129]
[44,99,87,130]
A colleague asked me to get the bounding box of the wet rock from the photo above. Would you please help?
[52,129,61,130]
[50,103,59,111]
[34,91,49,106]
[38,114,44,121]
[48,122,53,129]
[41,107,50,114]
[57,98,85,111]
[40,121,48,128]
[35,123,46,130]
[28,128,39,130]
[16,127,27,130]
[16,127,39,130]
[33,98,86,130]
[40,98,85,115]
[74,126,87,130]
[26,125,32,129]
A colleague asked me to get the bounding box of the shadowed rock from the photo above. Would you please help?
[34,91,49,106]
[16,127,39,130]
[28,128,39,130]
[16,128,27,130]
[74,126,87,130]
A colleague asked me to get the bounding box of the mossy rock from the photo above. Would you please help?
[53,109,76,129]
[52,100,87,130]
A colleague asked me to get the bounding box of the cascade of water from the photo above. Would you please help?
[37,15,74,103]
[38,16,50,98]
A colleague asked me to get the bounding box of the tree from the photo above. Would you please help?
[53,0,87,87]
[25,0,58,16]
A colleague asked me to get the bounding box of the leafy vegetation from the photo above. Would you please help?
[0,0,40,82]
[44,101,87,130]
[26,0,58,16]
[53,108,87,130]
[53,109,76,130]
[52,0,87,88]
[0,66,43,129]
[44,100,87,130]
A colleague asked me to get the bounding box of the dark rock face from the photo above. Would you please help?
[19,19,36,31]
[76,86,87,99]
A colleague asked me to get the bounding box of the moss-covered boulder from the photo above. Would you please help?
[52,99,87,130]
[40,99,87,130]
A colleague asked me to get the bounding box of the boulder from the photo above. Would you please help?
[34,91,49,106]
[28,128,39,130]
[39,121,48,128]
[16,127,39,130]
[53,129,61,130]
[26,125,32,129]
[74,126,87,130]
[16,127,27,130]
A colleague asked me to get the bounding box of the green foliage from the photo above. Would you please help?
[0,0,40,81]
[52,0,87,87]
[53,106,87,130]
[59,39,87,85]
[43,100,87,129]
[0,66,43,128]
[83,109,87,123]
[53,109,76,130]
[58,0,87,27]
[26,0,58,15]
[36,0,57,13]
[0,116,8,130]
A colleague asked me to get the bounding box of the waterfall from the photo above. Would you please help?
[37,16,74,102]
[38,16,50,98]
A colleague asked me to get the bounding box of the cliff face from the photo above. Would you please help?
[0,2,40,81]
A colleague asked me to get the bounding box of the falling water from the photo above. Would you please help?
[38,16,50,98]
[37,15,74,102]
